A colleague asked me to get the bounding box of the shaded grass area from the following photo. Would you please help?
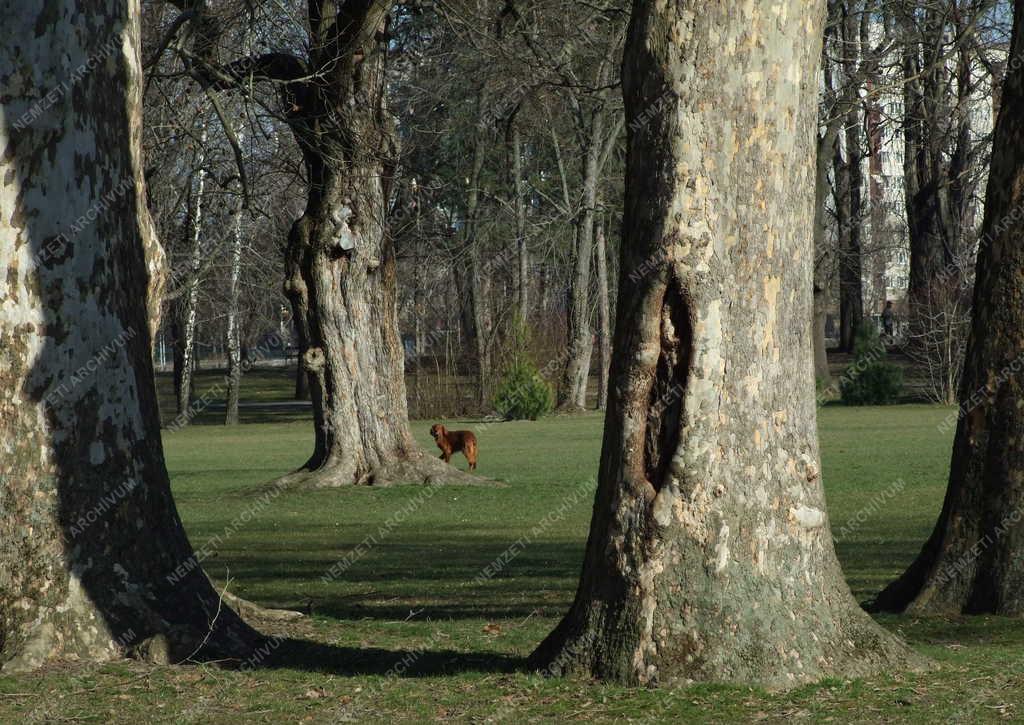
[3,405,1024,722]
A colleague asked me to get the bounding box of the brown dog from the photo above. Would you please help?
[430,423,478,470]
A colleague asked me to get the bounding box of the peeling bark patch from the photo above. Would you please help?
[644,277,692,491]
[790,504,825,529]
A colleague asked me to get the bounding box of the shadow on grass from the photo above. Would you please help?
[259,637,523,676]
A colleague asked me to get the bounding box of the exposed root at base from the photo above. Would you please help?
[212,582,305,623]
[267,454,500,490]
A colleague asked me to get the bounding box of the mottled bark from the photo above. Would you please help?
[873,5,1024,616]
[0,0,257,671]
[530,0,917,687]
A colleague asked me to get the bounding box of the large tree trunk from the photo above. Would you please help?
[0,0,257,672]
[185,0,477,486]
[872,5,1024,616]
[529,0,917,687]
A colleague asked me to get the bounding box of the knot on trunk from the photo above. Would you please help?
[302,347,326,373]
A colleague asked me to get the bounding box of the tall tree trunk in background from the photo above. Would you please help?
[836,9,864,353]
[873,6,1024,616]
[452,263,476,359]
[177,122,208,416]
[813,29,843,387]
[838,102,864,351]
[0,0,257,672]
[595,210,611,411]
[508,115,529,322]
[171,313,186,409]
[530,0,917,686]
[466,107,491,408]
[902,9,954,307]
[294,357,309,400]
[557,108,605,411]
[224,157,244,426]
[182,0,472,486]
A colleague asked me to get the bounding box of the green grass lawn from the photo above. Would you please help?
[3,400,1024,723]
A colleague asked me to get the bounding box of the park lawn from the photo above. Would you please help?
[3,405,1024,723]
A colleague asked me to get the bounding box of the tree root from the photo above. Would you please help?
[269,452,501,489]
[211,581,305,622]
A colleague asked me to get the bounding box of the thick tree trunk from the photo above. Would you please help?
[0,0,257,672]
[530,0,917,687]
[270,3,475,487]
[595,211,612,411]
[557,110,604,411]
[178,0,481,486]
[873,6,1024,616]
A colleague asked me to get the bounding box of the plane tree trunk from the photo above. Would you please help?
[529,0,918,687]
[872,5,1024,616]
[0,0,257,672]
[175,0,479,486]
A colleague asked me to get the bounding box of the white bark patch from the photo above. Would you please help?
[761,276,781,359]
[331,205,356,250]
[652,485,676,527]
[790,504,825,530]
[714,523,730,572]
